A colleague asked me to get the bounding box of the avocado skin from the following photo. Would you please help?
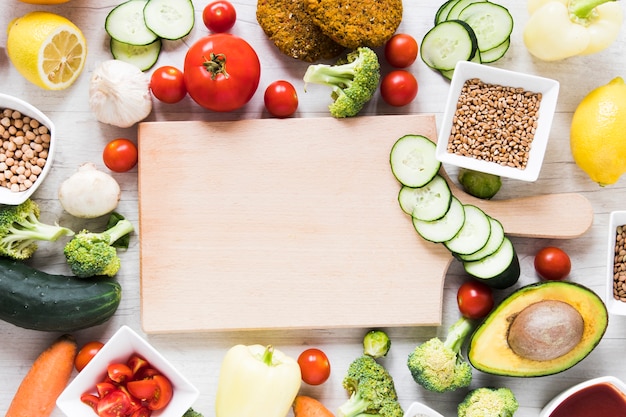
[467,281,608,377]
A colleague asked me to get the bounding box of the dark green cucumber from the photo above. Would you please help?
[0,258,121,332]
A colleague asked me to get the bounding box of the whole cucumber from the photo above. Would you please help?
[0,258,121,331]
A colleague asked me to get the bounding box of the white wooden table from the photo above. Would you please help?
[1,1,625,416]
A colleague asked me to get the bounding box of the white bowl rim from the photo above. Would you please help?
[606,211,626,315]
[403,401,445,417]
[539,375,626,416]
[0,92,56,205]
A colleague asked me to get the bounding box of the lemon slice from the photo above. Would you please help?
[7,12,87,90]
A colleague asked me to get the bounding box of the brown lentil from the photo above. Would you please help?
[613,225,626,302]
[446,78,542,170]
[0,108,50,193]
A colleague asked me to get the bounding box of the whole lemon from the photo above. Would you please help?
[7,11,87,90]
[570,77,626,186]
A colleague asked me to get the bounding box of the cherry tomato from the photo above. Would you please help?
[103,138,138,173]
[457,280,494,319]
[150,66,187,104]
[384,34,418,68]
[107,363,133,384]
[380,70,418,107]
[130,408,152,417]
[264,80,298,118]
[184,33,261,112]
[127,354,149,376]
[202,0,237,33]
[75,341,104,372]
[297,348,331,385]
[127,379,159,401]
[97,390,131,417]
[80,393,100,413]
[96,381,118,398]
[534,246,571,281]
[147,375,174,410]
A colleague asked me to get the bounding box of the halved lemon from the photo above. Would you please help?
[7,11,87,90]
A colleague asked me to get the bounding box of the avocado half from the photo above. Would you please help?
[467,281,608,377]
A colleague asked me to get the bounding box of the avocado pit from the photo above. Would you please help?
[507,300,584,361]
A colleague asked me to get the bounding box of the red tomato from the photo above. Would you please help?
[80,393,100,413]
[264,80,298,118]
[457,280,494,319]
[97,390,131,417]
[202,0,237,33]
[96,381,118,398]
[384,34,418,68]
[534,247,571,281]
[184,34,261,112]
[130,408,152,417]
[75,341,104,372]
[147,375,174,410]
[107,363,133,384]
[380,70,418,107]
[150,66,187,104]
[297,348,331,385]
[103,138,138,173]
[127,354,149,376]
[127,379,159,401]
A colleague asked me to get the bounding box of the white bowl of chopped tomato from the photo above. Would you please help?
[436,61,559,182]
[56,325,199,417]
[0,93,57,205]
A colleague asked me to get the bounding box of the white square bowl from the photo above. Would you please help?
[539,376,626,416]
[403,401,444,417]
[56,325,199,417]
[606,211,626,315]
[436,61,559,182]
[0,93,56,205]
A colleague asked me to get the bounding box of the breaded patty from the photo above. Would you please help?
[257,0,345,62]
[304,0,403,49]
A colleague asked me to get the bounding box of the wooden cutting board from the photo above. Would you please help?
[137,114,593,333]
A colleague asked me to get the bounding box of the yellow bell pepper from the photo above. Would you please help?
[215,344,302,417]
[523,0,623,61]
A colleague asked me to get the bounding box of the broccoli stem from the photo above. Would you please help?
[337,392,370,417]
[443,317,476,354]
[105,219,134,245]
[303,59,359,89]
[9,212,73,242]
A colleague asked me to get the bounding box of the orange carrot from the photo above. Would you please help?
[293,395,335,417]
[6,334,78,417]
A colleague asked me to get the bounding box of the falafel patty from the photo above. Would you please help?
[257,0,345,62]
[304,0,403,49]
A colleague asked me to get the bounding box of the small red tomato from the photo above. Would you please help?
[107,363,134,384]
[384,34,418,68]
[150,66,187,104]
[534,246,572,281]
[96,381,118,399]
[457,280,494,319]
[203,0,237,33]
[264,80,298,118]
[103,138,138,173]
[75,341,104,372]
[127,378,159,401]
[380,70,418,107]
[97,390,132,417]
[80,393,100,413]
[297,348,331,385]
[147,374,174,410]
[127,354,150,376]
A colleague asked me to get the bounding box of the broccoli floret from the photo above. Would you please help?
[63,216,134,278]
[338,355,403,417]
[363,329,391,358]
[407,316,475,393]
[0,199,73,260]
[182,408,204,417]
[458,387,519,417]
[303,47,380,118]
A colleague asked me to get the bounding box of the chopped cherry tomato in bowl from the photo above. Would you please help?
[264,80,298,118]
[103,138,138,173]
[75,341,104,372]
[380,70,418,107]
[203,0,237,33]
[534,246,571,281]
[384,33,418,68]
[297,348,331,385]
[457,280,494,319]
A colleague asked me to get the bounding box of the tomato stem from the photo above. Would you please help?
[202,53,230,79]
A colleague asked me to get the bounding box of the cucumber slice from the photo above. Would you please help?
[110,38,161,71]
[463,237,520,289]
[420,20,478,71]
[457,216,504,261]
[479,37,510,63]
[144,0,195,40]
[398,175,452,221]
[446,0,484,21]
[105,0,158,46]
[390,134,441,188]
[444,204,491,255]
[458,2,514,52]
[435,0,460,24]
[412,196,465,243]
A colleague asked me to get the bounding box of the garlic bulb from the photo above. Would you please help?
[89,60,152,128]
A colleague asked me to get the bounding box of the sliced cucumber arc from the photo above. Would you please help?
[444,204,491,255]
[435,0,460,24]
[110,38,162,71]
[463,236,520,289]
[479,37,510,63]
[446,0,484,21]
[458,2,514,52]
[420,20,478,71]
[143,0,195,40]
[458,216,504,262]
[105,0,158,46]
[413,196,465,243]
[390,134,441,188]
[398,175,452,221]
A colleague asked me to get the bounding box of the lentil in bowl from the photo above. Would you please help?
[436,61,559,182]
